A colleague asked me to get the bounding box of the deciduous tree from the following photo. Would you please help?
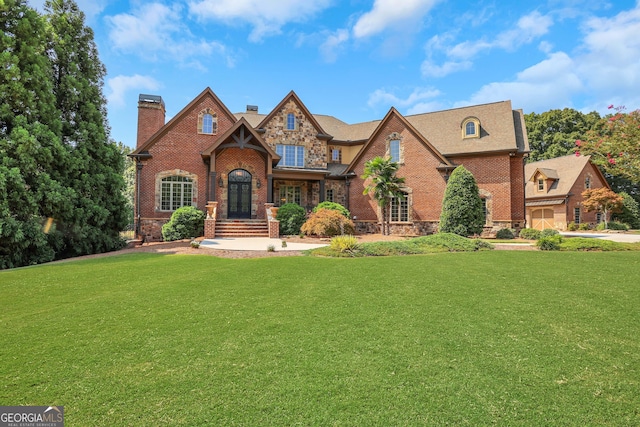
[581,188,623,229]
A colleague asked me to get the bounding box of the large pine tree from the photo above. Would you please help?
[0,0,72,268]
[45,0,127,257]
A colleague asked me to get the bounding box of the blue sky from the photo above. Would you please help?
[28,0,640,148]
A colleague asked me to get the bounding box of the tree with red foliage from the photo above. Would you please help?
[581,188,623,229]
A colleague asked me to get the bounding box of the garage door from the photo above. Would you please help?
[531,208,554,230]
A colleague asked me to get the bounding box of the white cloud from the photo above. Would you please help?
[188,0,333,42]
[368,87,441,110]
[421,60,472,78]
[106,3,236,68]
[422,10,553,78]
[107,75,161,108]
[353,0,440,39]
[319,29,350,63]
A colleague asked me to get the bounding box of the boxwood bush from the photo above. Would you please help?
[162,206,205,241]
[495,228,515,239]
[313,201,350,218]
[276,203,307,236]
[540,228,560,238]
[536,234,563,250]
[518,228,541,240]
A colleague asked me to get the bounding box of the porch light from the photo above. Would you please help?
[218,176,224,187]
[256,178,262,188]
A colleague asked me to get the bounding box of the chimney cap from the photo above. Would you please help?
[139,94,164,107]
[246,105,258,113]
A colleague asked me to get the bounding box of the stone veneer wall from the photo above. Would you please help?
[261,100,327,169]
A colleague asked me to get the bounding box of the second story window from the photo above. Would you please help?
[286,113,296,130]
[198,109,217,134]
[331,148,341,163]
[276,144,304,167]
[537,178,544,191]
[585,176,591,189]
[389,140,400,163]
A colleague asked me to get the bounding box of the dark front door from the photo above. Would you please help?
[228,169,252,218]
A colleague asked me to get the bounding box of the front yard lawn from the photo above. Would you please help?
[1,252,639,425]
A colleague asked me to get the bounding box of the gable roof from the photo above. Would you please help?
[201,117,279,162]
[256,90,329,137]
[347,107,454,172]
[524,154,609,199]
[132,87,237,155]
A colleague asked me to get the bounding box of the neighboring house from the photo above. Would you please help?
[130,88,529,240]
[524,154,610,230]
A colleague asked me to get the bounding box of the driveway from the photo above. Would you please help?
[560,232,640,243]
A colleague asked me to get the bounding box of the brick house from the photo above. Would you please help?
[524,154,610,230]
[130,88,530,240]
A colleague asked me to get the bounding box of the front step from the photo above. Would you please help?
[215,220,269,237]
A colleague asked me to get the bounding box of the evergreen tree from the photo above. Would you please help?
[439,166,484,236]
[0,0,71,268]
[45,0,127,257]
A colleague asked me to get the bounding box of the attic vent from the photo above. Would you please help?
[246,105,258,113]
[139,94,164,106]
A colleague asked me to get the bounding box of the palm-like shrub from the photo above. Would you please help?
[301,208,355,237]
[276,203,306,235]
[162,206,205,241]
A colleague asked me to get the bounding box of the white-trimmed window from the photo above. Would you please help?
[276,144,304,167]
[161,176,193,211]
[280,186,301,205]
[390,193,408,222]
[462,117,480,138]
[537,178,545,191]
[286,113,296,130]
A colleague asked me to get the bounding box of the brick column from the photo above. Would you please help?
[204,201,218,238]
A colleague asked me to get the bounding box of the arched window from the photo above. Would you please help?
[161,176,193,211]
[462,117,480,138]
[198,109,217,134]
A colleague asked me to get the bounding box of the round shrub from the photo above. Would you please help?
[567,222,578,231]
[162,206,205,241]
[301,208,355,237]
[540,228,559,238]
[536,234,563,251]
[518,228,541,240]
[313,201,350,218]
[276,203,306,236]
[495,228,515,239]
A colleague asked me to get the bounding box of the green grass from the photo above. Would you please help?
[2,252,639,425]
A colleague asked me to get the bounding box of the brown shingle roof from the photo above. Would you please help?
[524,155,591,199]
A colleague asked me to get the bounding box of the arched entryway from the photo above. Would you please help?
[531,208,554,230]
[228,169,252,218]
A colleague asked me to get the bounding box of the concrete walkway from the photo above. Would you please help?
[200,237,328,252]
[560,231,640,243]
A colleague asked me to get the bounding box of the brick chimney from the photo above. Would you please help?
[137,94,165,148]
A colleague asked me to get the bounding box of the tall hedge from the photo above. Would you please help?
[439,166,484,236]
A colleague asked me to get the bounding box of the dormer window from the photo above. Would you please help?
[198,108,217,135]
[537,178,545,191]
[286,113,296,130]
[462,117,480,139]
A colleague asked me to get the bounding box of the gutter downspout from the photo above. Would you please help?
[136,160,143,238]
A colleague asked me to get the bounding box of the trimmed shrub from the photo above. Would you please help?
[597,220,629,231]
[567,221,578,231]
[578,222,591,231]
[162,206,205,241]
[495,228,515,239]
[276,203,306,236]
[439,166,484,236]
[313,201,350,218]
[536,235,563,250]
[540,228,559,238]
[518,228,541,240]
[330,235,359,253]
[560,238,625,251]
[301,208,355,237]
